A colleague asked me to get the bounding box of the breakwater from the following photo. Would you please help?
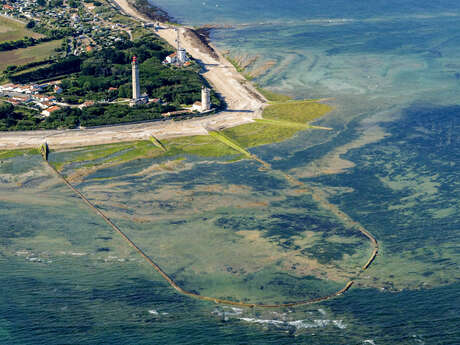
[209,132,379,273]
[39,143,366,308]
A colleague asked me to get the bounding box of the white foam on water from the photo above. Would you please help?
[239,317,347,331]
[362,340,375,345]
[332,320,346,329]
[148,309,159,315]
[317,308,327,316]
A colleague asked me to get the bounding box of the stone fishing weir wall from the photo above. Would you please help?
[39,140,378,308]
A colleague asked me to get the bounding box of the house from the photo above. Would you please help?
[0,83,15,92]
[12,84,23,92]
[78,100,95,109]
[34,101,52,109]
[54,85,63,94]
[108,87,118,92]
[164,52,177,64]
[35,95,56,102]
[41,105,61,117]
[192,101,202,112]
[29,84,44,94]
[161,110,191,117]
[12,95,32,103]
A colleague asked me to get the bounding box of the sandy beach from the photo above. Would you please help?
[0,0,266,150]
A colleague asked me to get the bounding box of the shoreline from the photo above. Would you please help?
[0,0,268,150]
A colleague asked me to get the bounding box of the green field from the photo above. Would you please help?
[262,100,332,123]
[256,86,292,102]
[0,16,42,43]
[0,39,62,72]
[222,100,332,148]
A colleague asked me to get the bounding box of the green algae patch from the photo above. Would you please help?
[255,118,310,130]
[49,141,164,176]
[0,148,39,159]
[105,141,163,164]
[208,132,252,157]
[50,136,243,180]
[256,87,292,102]
[221,100,331,149]
[263,100,332,123]
[223,122,300,148]
[163,135,241,158]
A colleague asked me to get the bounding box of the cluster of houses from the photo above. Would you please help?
[2,0,131,57]
[2,0,37,20]
[0,82,63,117]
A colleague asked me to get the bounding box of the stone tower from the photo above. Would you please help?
[201,86,211,111]
[176,28,187,65]
[132,56,140,101]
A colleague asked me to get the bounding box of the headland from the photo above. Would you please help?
[0,0,271,150]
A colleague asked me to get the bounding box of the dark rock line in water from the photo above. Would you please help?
[39,141,378,308]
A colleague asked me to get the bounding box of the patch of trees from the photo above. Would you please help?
[0,102,41,131]
[3,59,53,76]
[2,34,223,130]
[58,35,221,109]
[26,20,36,29]
[9,56,83,84]
[38,102,178,129]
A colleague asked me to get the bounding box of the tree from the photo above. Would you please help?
[26,20,35,29]
[0,102,14,119]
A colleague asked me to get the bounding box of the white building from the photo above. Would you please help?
[130,56,148,106]
[191,87,212,112]
[201,86,211,112]
[41,105,60,117]
[132,55,140,100]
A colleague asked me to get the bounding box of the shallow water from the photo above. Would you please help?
[1,0,460,343]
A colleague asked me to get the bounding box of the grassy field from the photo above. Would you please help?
[222,100,332,148]
[0,148,39,159]
[256,86,292,102]
[0,39,62,72]
[223,122,300,148]
[0,16,43,43]
[163,135,240,158]
[262,100,332,123]
[46,135,241,175]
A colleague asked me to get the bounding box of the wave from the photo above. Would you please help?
[238,317,346,330]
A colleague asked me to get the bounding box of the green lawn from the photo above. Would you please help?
[0,39,62,72]
[0,16,42,43]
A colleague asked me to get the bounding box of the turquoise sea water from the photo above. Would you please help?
[1,1,459,344]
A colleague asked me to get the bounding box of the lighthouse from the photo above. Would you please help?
[201,86,211,112]
[132,55,140,101]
